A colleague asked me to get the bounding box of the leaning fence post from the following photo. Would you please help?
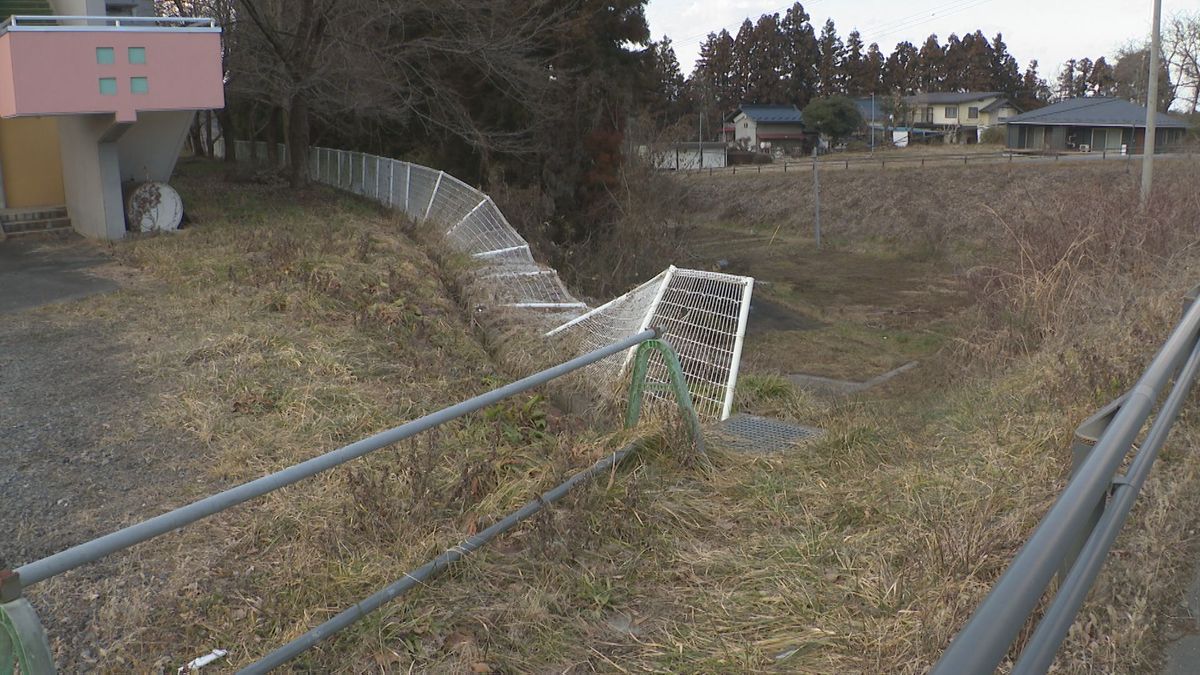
[0,594,56,674]
[1060,393,1128,579]
[625,339,706,457]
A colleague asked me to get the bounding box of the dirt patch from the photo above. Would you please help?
[746,295,822,334]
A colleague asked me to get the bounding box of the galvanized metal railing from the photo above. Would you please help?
[0,16,219,32]
[934,290,1200,673]
[1,328,694,673]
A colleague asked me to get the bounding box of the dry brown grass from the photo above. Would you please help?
[24,157,1200,674]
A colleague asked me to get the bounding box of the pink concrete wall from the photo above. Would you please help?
[0,30,223,121]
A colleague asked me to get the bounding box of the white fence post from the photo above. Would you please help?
[622,266,675,374]
[424,171,444,222]
[404,163,411,214]
[722,278,755,420]
[388,160,395,208]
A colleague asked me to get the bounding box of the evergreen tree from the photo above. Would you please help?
[731,19,755,102]
[991,33,1022,98]
[692,30,737,115]
[864,42,886,96]
[645,36,685,126]
[916,34,944,90]
[816,18,845,95]
[883,40,920,94]
[1017,60,1050,109]
[781,2,820,105]
[746,13,789,103]
[843,29,867,96]
[960,31,996,91]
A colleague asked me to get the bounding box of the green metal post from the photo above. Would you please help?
[625,340,706,457]
[1,598,56,675]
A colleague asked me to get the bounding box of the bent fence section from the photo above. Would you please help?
[2,329,681,674]
[934,290,1200,673]
[227,141,753,422]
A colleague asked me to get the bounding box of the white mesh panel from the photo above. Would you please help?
[220,142,754,422]
[426,173,483,231]
[447,200,528,256]
[406,166,441,221]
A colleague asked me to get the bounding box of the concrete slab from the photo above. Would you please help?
[0,238,118,314]
[1162,566,1200,674]
[787,361,919,397]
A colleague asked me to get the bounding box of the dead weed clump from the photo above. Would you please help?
[962,161,1200,369]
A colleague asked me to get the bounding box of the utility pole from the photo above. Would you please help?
[1141,0,1163,207]
[812,147,821,250]
[871,92,876,151]
[699,110,703,170]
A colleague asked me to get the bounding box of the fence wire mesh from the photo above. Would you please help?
[226,143,754,421]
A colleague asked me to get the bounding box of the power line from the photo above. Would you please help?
[668,0,832,49]
[865,0,1000,44]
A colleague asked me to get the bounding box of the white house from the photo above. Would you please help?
[727,104,812,156]
[902,92,1021,143]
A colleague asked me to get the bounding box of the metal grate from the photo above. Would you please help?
[715,414,823,453]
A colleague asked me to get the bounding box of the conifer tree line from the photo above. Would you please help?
[646,2,1050,129]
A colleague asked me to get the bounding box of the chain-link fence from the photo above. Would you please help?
[227,141,753,421]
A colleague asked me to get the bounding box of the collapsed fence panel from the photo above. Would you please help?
[220,141,754,423]
[545,267,752,422]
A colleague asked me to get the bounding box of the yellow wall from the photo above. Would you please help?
[0,117,66,208]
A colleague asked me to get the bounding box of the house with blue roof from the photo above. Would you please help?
[726,104,814,156]
[1003,97,1189,153]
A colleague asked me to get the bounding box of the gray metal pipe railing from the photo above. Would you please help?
[1,329,657,601]
[1011,336,1200,673]
[933,296,1200,673]
[240,440,643,673]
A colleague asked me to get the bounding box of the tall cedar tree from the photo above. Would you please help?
[816,19,845,95]
[781,3,820,106]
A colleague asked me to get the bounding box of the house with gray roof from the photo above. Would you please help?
[727,104,814,156]
[900,91,1020,143]
[1004,97,1189,153]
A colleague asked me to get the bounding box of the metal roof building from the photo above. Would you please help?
[1005,97,1189,152]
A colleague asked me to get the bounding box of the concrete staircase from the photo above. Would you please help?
[0,207,72,238]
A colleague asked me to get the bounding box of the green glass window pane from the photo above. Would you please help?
[96,47,114,65]
[130,77,148,94]
[99,78,117,95]
[128,47,146,64]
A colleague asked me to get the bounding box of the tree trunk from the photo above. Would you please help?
[189,114,206,158]
[205,110,216,158]
[216,108,236,162]
[266,105,280,167]
[287,94,311,188]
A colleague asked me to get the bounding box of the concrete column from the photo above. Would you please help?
[117,110,194,182]
[57,114,127,240]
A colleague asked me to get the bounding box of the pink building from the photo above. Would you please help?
[0,0,223,239]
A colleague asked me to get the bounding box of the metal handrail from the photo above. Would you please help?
[933,292,1200,673]
[1,329,656,603]
[0,15,217,34]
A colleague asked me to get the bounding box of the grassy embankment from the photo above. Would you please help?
[25,156,1200,673]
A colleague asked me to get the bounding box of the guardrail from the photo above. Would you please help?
[933,289,1200,673]
[0,328,702,673]
[0,15,218,33]
[684,144,1197,177]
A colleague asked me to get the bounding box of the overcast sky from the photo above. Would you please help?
[646,0,1194,82]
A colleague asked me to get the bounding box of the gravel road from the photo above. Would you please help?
[0,241,208,669]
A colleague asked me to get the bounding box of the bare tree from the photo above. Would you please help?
[1164,12,1200,112]
[157,0,240,160]
[228,0,563,187]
